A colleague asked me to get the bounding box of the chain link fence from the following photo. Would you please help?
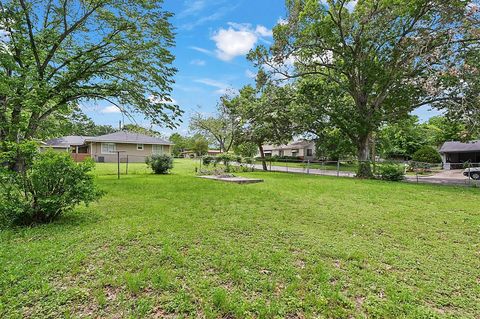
[195,155,480,186]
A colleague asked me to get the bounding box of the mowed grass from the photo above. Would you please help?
[1,159,479,318]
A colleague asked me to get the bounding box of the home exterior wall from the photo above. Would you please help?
[263,142,315,160]
[89,142,171,163]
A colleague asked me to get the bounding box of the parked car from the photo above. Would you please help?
[463,167,480,180]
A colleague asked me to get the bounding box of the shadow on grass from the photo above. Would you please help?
[0,207,102,235]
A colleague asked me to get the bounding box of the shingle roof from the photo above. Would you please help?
[86,131,173,145]
[439,140,480,153]
[44,136,93,147]
[263,140,313,151]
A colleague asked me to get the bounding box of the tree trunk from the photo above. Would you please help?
[356,133,373,178]
[258,144,268,171]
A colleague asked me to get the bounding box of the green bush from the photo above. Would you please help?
[146,154,174,174]
[412,146,441,163]
[202,156,215,166]
[0,150,103,226]
[377,163,405,181]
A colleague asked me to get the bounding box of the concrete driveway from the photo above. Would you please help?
[253,163,478,186]
[404,169,477,186]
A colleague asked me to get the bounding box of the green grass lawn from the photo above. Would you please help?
[1,159,479,318]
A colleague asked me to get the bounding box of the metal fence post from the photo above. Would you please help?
[117,151,120,179]
[125,155,129,175]
[307,160,310,174]
[337,160,340,177]
[286,160,288,173]
[468,162,471,185]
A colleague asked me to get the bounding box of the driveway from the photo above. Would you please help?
[405,169,478,186]
[253,164,478,186]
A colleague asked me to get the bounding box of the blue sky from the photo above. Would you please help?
[83,0,439,136]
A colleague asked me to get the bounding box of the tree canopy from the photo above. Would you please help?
[223,82,294,170]
[249,0,479,176]
[0,0,182,146]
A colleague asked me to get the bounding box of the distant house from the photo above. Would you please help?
[439,140,480,169]
[180,150,223,158]
[261,140,316,160]
[43,131,173,163]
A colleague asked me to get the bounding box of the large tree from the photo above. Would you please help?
[377,115,426,160]
[249,0,478,177]
[0,0,182,149]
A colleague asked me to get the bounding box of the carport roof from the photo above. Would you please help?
[439,140,480,153]
[86,131,173,145]
[44,136,93,147]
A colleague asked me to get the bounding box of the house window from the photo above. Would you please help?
[307,149,313,156]
[137,144,144,151]
[101,143,116,154]
[152,144,163,155]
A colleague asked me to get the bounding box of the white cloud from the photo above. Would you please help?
[211,23,272,61]
[178,0,206,18]
[346,0,358,12]
[245,69,256,79]
[319,0,357,12]
[277,17,288,25]
[180,4,238,30]
[149,95,177,105]
[100,105,121,114]
[190,59,206,66]
[255,25,273,37]
[190,46,213,56]
[194,78,235,95]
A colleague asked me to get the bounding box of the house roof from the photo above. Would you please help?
[86,131,173,145]
[181,149,222,154]
[439,140,480,153]
[263,140,313,151]
[44,136,93,147]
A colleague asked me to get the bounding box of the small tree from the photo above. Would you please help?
[412,146,442,164]
[191,137,209,156]
[224,82,294,170]
[189,96,240,153]
[233,141,258,158]
[146,154,173,174]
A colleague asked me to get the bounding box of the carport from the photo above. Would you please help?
[439,140,480,169]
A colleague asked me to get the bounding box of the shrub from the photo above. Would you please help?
[146,154,173,174]
[202,156,215,166]
[0,150,103,226]
[412,146,442,164]
[377,163,405,181]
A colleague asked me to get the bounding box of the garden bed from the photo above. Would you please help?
[198,175,264,184]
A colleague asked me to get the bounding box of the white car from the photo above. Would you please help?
[463,167,480,180]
